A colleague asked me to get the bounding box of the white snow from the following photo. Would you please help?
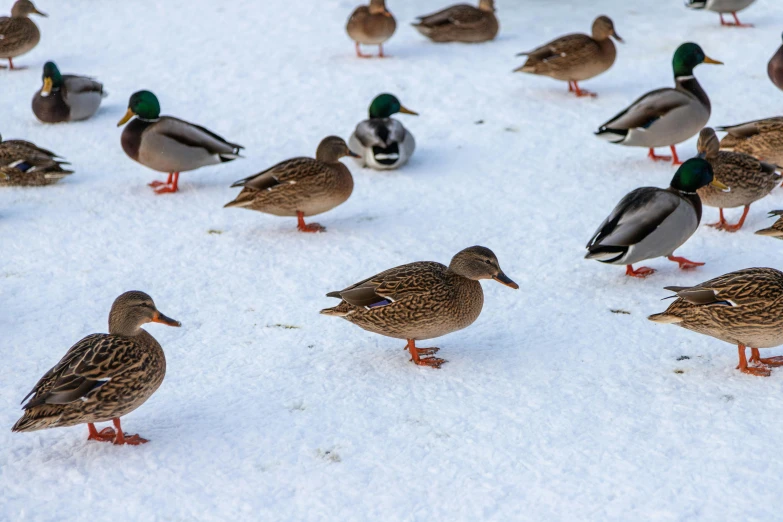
[3,0,783,520]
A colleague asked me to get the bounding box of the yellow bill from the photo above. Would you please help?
[703,56,723,65]
[117,108,135,127]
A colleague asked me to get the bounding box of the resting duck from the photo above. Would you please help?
[32,61,106,123]
[412,0,498,43]
[685,0,756,27]
[719,117,783,166]
[348,93,417,170]
[755,210,783,239]
[346,0,396,58]
[0,133,71,186]
[0,0,46,70]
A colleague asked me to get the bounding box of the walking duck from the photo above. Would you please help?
[346,0,396,58]
[755,211,783,239]
[719,117,783,165]
[321,246,518,368]
[32,61,106,123]
[12,291,180,444]
[685,0,756,27]
[349,93,417,170]
[595,43,721,165]
[0,0,46,70]
[649,268,783,377]
[514,16,622,98]
[412,0,498,43]
[224,136,357,232]
[585,158,726,278]
[117,90,243,194]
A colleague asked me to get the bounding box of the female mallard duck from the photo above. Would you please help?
[513,15,622,98]
[117,90,243,194]
[321,246,517,368]
[695,127,780,232]
[412,0,498,43]
[685,0,755,27]
[649,268,783,377]
[769,34,783,92]
[224,136,357,233]
[718,117,783,165]
[348,93,417,170]
[346,0,396,58]
[32,61,106,123]
[12,291,180,444]
[0,0,45,70]
[595,43,722,165]
[585,158,727,278]
[0,133,71,186]
[755,210,783,238]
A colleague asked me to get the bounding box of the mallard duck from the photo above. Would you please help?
[348,93,417,170]
[224,136,357,232]
[117,90,243,194]
[649,268,783,377]
[596,43,721,165]
[755,210,783,239]
[321,246,517,368]
[685,0,755,27]
[695,127,780,232]
[0,133,71,186]
[12,291,180,444]
[346,0,396,58]
[719,117,783,165]
[513,15,622,98]
[412,0,498,43]
[0,0,45,70]
[32,61,105,123]
[769,34,783,92]
[585,158,727,278]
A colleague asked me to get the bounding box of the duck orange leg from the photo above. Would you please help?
[355,42,372,58]
[149,172,173,188]
[0,57,26,70]
[750,348,783,367]
[153,172,179,194]
[710,206,749,232]
[737,345,771,376]
[670,146,682,165]
[667,255,704,269]
[625,264,655,278]
[647,148,672,162]
[720,12,753,27]
[297,211,325,233]
[405,339,446,368]
[87,423,117,442]
[111,418,148,445]
[571,81,596,98]
[378,44,390,58]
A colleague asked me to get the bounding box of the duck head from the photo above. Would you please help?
[117,90,161,126]
[39,62,63,97]
[315,136,360,162]
[593,16,622,42]
[672,42,722,77]
[108,291,180,336]
[696,128,720,160]
[11,0,46,18]
[369,93,418,119]
[449,246,518,289]
[670,157,726,193]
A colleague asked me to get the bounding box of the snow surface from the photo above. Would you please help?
[3,0,783,520]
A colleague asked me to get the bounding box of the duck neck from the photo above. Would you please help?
[668,186,703,224]
[675,74,710,112]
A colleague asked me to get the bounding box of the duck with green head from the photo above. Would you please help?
[0,0,46,70]
[117,90,243,194]
[596,43,722,165]
[586,158,728,278]
[32,61,105,123]
[348,93,417,170]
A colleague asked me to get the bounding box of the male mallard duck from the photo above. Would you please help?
[755,210,783,239]
[685,0,755,27]
[348,93,417,170]
[719,117,783,165]
[513,15,622,98]
[596,43,721,165]
[32,61,106,123]
[224,136,357,232]
[12,291,180,444]
[649,268,783,377]
[695,127,780,232]
[346,0,396,58]
[412,0,498,43]
[321,246,517,368]
[0,133,71,186]
[0,0,45,70]
[769,34,783,92]
[117,90,243,194]
[585,158,727,278]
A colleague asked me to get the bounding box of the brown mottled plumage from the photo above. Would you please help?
[696,127,780,232]
[346,0,396,58]
[755,210,783,239]
[12,291,180,444]
[718,117,783,165]
[649,268,783,377]
[0,0,46,70]
[224,136,357,233]
[321,246,518,368]
[514,16,621,97]
[0,133,71,186]
[412,0,498,43]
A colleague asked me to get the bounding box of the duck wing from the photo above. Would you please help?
[326,262,447,308]
[63,74,105,96]
[354,119,406,148]
[518,33,597,68]
[598,88,693,131]
[415,4,483,27]
[154,116,243,159]
[228,157,317,190]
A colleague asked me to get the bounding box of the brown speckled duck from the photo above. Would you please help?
[755,210,783,239]
[320,246,518,368]
[718,117,783,165]
[12,291,180,444]
[32,61,105,123]
[0,0,45,70]
[346,0,396,58]
[224,136,357,233]
[696,127,780,232]
[0,132,71,186]
[649,268,783,377]
[514,15,622,97]
[412,0,498,44]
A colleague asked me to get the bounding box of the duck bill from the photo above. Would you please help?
[347,150,361,158]
[152,310,181,327]
[711,179,729,190]
[612,33,624,43]
[32,7,47,16]
[40,77,52,97]
[703,56,723,65]
[399,106,419,116]
[492,272,519,289]
[117,108,135,127]
[696,151,707,159]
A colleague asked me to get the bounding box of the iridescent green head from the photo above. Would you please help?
[117,90,161,126]
[672,43,722,77]
[40,62,63,96]
[368,94,418,119]
[670,158,725,192]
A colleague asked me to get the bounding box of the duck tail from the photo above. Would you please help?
[11,411,49,433]
[594,127,627,144]
[320,307,348,317]
[755,226,783,238]
[219,145,245,163]
[685,0,707,9]
[647,312,683,324]
[584,245,625,263]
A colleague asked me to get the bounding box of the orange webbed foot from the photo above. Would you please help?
[87,424,117,443]
[113,433,149,445]
[625,265,656,278]
[738,365,771,377]
[667,256,704,270]
[298,222,326,233]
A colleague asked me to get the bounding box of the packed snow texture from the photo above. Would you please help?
[2,0,783,520]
